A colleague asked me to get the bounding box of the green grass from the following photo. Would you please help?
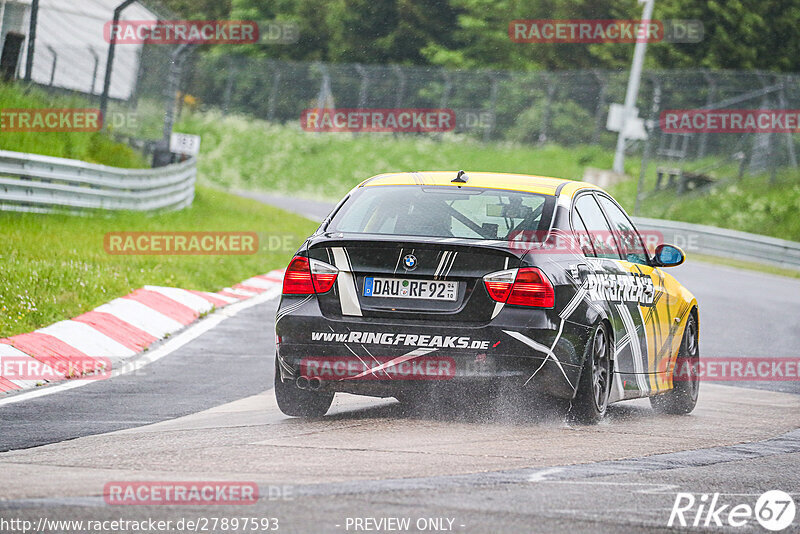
[0,82,146,168]
[0,187,318,338]
[176,109,800,242]
[176,111,614,200]
[688,253,800,280]
[609,166,800,242]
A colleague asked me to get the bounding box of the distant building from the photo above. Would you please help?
[0,0,158,100]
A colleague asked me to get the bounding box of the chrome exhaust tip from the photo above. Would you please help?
[308,377,322,391]
[296,376,310,390]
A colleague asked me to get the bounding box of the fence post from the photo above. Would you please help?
[635,78,661,215]
[697,71,717,159]
[267,61,281,121]
[23,0,38,83]
[222,56,238,115]
[312,62,333,133]
[540,72,555,144]
[439,71,452,109]
[355,64,369,108]
[88,46,100,94]
[99,0,138,126]
[154,43,191,167]
[778,78,798,168]
[392,65,406,108]
[45,45,56,86]
[129,45,145,109]
[591,70,608,145]
[484,73,499,142]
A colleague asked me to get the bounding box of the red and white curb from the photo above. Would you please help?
[0,269,285,395]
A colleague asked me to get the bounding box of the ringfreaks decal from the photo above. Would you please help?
[584,272,655,305]
[311,331,491,350]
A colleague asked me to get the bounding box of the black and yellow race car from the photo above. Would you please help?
[274,171,699,423]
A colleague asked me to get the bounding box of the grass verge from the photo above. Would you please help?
[0,187,317,337]
[175,111,614,200]
[0,82,146,168]
[609,166,800,242]
[687,253,800,280]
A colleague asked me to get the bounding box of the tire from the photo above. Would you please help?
[274,358,334,417]
[650,312,699,415]
[569,322,612,424]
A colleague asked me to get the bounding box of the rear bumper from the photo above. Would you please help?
[275,296,590,399]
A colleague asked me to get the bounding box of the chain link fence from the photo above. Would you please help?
[176,57,800,171]
[21,22,800,181]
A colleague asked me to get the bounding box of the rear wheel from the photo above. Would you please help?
[650,313,699,415]
[274,358,334,417]
[569,323,611,424]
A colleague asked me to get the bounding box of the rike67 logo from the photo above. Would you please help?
[669,490,796,531]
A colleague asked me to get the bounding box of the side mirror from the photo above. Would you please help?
[654,244,685,267]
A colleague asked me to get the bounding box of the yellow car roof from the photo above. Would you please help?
[360,171,601,198]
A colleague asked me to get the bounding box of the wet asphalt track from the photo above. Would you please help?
[1,194,799,533]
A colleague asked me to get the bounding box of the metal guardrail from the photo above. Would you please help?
[0,150,196,213]
[633,217,800,271]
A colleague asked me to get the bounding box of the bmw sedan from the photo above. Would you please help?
[274,171,699,423]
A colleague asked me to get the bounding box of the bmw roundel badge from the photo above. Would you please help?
[403,254,417,271]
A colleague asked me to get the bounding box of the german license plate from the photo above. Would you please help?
[363,277,457,301]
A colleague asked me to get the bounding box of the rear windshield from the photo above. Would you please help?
[327,185,555,241]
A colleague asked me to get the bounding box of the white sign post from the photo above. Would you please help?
[612,0,656,174]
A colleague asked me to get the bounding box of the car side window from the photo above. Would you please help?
[596,195,650,266]
[573,194,620,259]
[571,209,597,257]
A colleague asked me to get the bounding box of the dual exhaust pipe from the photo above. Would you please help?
[296,376,323,391]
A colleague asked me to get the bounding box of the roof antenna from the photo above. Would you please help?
[452,170,469,184]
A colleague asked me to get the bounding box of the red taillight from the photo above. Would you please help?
[310,260,338,293]
[507,268,555,307]
[483,267,554,308]
[483,269,516,302]
[282,256,339,295]
[283,257,314,294]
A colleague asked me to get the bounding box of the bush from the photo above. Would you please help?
[507,100,595,146]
